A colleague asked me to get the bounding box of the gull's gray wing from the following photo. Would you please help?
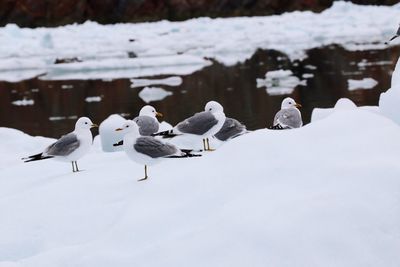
[176,111,218,135]
[134,136,178,158]
[273,108,302,129]
[133,116,159,136]
[45,133,80,156]
[214,118,246,141]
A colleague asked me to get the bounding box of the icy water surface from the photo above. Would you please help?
[0,45,399,138]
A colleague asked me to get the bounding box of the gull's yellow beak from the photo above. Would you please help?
[295,103,302,108]
[156,111,163,118]
[115,128,123,131]
[91,123,99,128]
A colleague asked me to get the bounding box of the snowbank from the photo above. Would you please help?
[1,109,400,266]
[311,98,380,122]
[0,2,399,81]
[379,56,400,124]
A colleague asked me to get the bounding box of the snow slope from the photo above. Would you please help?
[1,109,400,266]
[0,2,399,81]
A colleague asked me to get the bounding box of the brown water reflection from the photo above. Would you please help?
[0,45,399,138]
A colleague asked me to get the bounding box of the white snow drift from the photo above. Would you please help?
[1,108,400,266]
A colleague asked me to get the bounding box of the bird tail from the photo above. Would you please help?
[113,140,124,147]
[269,124,285,130]
[151,130,179,139]
[385,35,399,44]
[167,149,202,158]
[22,153,53,162]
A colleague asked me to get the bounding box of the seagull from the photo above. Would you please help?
[270,97,303,129]
[114,121,200,181]
[152,101,226,151]
[385,23,400,44]
[214,118,247,142]
[22,117,98,172]
[133,105,163,136]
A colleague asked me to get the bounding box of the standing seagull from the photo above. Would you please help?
[214,118,247,142]
[115,121,200,181]
[153,101,226,151]
[133,105,163,136]
[23,117,98,172]
[270,97,303,129]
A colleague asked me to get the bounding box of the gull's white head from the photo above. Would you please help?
[205,101,224,114]
[139,105,163,118]
[281,97,301,109]
[75,117,98,130]
[115,120,139,135]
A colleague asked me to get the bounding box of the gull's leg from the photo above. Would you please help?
[138,165,148,181]
[71,162,76,172]
[206,138,215,151]
[75,161,80,172]
[203,139,207,151]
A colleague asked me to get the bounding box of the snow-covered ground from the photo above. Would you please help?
[1,107,400,266]
[0,2,399,81]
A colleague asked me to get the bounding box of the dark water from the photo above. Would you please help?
[0,45,399,138]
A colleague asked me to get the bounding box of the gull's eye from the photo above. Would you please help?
[85,122,88,124]
[126,125,129,128]
[209,108,212,111]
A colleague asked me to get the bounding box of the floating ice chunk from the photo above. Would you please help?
[0,70,45,83]
[304,65,317,70]
[138,87,173,103]
[85,96,102,103]
[40,55,211,81]
[357,59,392,68]
[12,99,34,106]
[302,73,314,79]
[49,116,78,121]
[257,70,306,96]
[130,76,183,88]
[99,114,127,152]
[61,85,74,89]
[348,78,378,91]
[379,56,400,125]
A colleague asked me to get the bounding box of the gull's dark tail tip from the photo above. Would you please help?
[22,153,53,162]
[181,149,202,157]
[386,35,399,44]
[167,149,202,158]
[269,124,285,130]
[152,130,178,139]
[113,140,123,147]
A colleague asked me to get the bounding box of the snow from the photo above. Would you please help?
[11,99,34,106]
[379,56,400,124]
[130,76,183,88]
[311,98,380,122]
[347,78,378,91]
[138,87,173,103]
[257,70,306,96]
[0,2,398,82]
[1,108,400,266]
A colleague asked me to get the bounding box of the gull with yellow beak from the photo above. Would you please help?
[115,121,200,181]
[270,97,303,129]
[152,101,226,151]
[133,105,163,136]
[23,117,98,172]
